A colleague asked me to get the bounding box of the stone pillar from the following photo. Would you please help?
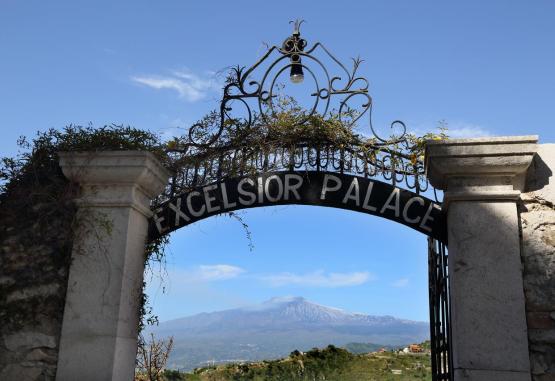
[426,136,537,381]
[55,152,170,381]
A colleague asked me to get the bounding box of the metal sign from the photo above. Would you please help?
[149,171,446,242]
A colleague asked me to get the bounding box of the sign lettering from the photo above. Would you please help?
[149,171,446,242]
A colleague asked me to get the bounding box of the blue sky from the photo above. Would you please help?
[2,1,555,322]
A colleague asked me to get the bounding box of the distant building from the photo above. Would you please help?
[409,344,424,353]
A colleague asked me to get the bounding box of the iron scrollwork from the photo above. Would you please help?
[170,21,436,199]
[187,20,408,146]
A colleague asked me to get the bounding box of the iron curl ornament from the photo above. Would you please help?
[165,21,445,201]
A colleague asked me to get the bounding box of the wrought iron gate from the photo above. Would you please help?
[428,237,453,381]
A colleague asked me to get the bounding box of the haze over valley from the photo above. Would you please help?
[146,296,429,370]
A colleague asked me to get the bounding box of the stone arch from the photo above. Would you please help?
[48,135,541,381]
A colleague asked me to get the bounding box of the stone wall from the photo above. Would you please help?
[520,144,555,381]
[0,170,75,380]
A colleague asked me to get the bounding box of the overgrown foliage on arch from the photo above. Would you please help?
[160,99,447,206]
[0,125,169,333]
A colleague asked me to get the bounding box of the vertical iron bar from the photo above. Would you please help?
[428,238,438,380]
[428,237,452,381]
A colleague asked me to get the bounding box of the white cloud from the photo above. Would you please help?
[391,278,409,288]
[159,265,245,284]
[410,121,492,139]
[131,68,221,102]
[144,267,251,321]
[260,270,374,288]
[447,123,492,139]
[195,264,245,281]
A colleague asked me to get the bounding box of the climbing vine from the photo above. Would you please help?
[0,125,168,332]
[159,95,448,201]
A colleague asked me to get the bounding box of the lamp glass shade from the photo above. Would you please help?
[290,63,304,84]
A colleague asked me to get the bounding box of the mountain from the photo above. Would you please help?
[146,297,429,370]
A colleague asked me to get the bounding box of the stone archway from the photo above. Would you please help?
[2,22,547,381]
[51,23,546,381]
[52,135,540,381]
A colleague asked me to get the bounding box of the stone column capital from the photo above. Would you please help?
[58,151,171,217]
[425,136,538,204]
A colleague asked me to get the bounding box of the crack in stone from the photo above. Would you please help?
[523,194,555,210]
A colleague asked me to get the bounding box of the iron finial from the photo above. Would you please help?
[289,19,305,36]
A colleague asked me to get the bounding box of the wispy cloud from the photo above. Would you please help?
[391,278,409,288]
[259,270,374,288]
[194,264,245,281]
[145,266,251,320]
[131,68,221,102]
[411,121,492,139]
[159,265,245,284]
[447,123,491,138]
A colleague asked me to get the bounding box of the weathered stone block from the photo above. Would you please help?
[528,312,555,329]
[25,347,58,363]
[6,284,60,303]
[4,332,57,352]
[521,144,555,381]
[0,364,43,381]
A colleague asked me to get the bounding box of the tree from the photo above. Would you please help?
[136,333,174,381]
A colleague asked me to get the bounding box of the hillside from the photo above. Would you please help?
[157,345,432,381]
[147,297,429,370]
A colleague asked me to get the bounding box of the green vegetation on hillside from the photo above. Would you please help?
[155,345,431,381]
[344,342,392,354]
